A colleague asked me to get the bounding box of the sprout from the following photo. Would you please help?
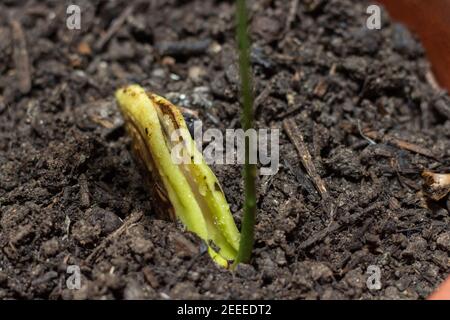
[116,85,240,268]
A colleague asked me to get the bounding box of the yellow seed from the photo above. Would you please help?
[115,85,240,267]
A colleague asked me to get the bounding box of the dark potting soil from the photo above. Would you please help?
[0,0,449,299]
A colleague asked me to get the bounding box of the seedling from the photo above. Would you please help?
[116,85,240,268]
[234,0,257,265]
[115,0,258,268]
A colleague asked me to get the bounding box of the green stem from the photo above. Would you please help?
[234,0,257,265]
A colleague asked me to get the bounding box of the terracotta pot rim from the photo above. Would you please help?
[428,275,450,300]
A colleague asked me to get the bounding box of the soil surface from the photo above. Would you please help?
[1,0,449,299]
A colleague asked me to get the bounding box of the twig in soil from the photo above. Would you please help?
[275,104,303,120]
[396,226,424,234]
[10,19,31,94]
[299,221,340,249]
[95,4,134,51]
[284,0,299,35]
[254,82,272,117]
[397,174,421,191]
[284,158,319,198]
[422,170,450,201]
[361,129,438,160]
[299,200,385,249]
[85,211,143,264]
[425,69,442,92]
[156,39,212,57]
[234,0,257,266]
[283,118,330,203]
[357,120,376,145]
